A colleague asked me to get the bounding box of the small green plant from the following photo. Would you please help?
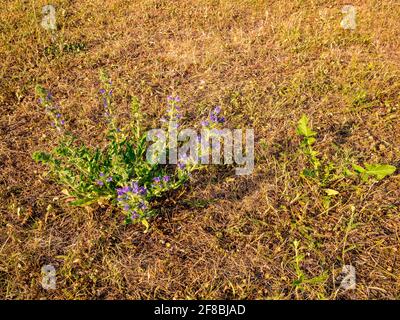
[296,115,341,188]
[296,114,322,178]
[296,114,397,210]
[33,72,227,229]
[292,240,328,298]
[44,42,86,57]
[296,114,396,186]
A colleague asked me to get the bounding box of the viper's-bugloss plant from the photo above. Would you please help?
[33,72,227,229]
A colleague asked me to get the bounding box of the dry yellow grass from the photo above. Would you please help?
[1,0,400,299]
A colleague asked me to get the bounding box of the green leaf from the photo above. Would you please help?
[324,189,339,196]
[292,278,303,287]
[296,114,317,137]
[364,163,396,180]
[322,196,331,210]
[344,168,355,176]
[32,151,52,163]
[303,271,329,285]
[352,163,366,173]
[307,137,316,145]
[35,84,47,97]
[68,197,98,206]
[141,219,150,233]
[302,168,316,178]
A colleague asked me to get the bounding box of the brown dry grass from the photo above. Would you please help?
[1,0,400,299]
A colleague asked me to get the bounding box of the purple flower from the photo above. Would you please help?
[96,180,104,186]
[99,89,106,94]
[123,204,130,211]
[99,172,105,177]
[109,90,113,96]
[210,113,225,124]
[178,162,186,170]
[139,186,147,195]
[167,95,181,103]
[60,120,65,125]
[106,177,113,182]
[56,113,61,118]
[208,106,225,123]
[131,181,139,193]
[138,201,147,210]
[38,98,43,104]
[201,120,209,127]
[153,177,161,183]
[116,186,130,196]
[210,114,218,122]
[163,175,170,182]
[131,211,139,220]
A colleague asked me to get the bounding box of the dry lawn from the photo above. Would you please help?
[1,0,400,299]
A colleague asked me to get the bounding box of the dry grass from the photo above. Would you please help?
[1,0,400,299]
